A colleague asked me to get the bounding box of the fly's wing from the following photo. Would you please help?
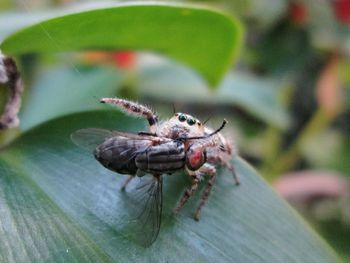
[71,128,166,152]
[70,128,119,151]
[121,174,163,247]
[72,129,164,245]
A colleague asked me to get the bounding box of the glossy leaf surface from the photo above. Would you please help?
[0,2,243,86]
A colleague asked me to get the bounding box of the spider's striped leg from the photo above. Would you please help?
[194,164,216,221]
[225,162,240,185]
[100,97,158,133]
[206,150,240,186]
[174,173,201,214]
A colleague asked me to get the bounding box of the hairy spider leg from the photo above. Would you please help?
[194,163,217,221]
[100,97,159,133]
[198,135,240,186]
[174,172,201,214]
[178,137,239,217]
[206,153,240,186]
[225,162,240,185]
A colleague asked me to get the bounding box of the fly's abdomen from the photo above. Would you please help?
[94,137,151,175]
[135,141,185,174]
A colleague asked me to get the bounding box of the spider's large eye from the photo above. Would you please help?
[178,114,187,122]
[187,118,196,126]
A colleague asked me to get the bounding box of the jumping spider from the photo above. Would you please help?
[71,97,239,246]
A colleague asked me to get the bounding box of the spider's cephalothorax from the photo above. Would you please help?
[158,112,205,139]
[71,97,239,246]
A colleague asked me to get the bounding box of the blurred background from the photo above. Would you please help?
[1,0,350,261]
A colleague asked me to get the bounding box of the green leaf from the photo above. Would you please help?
[0,2,243,86]
[0,11,55,42]
[0,111,338,262]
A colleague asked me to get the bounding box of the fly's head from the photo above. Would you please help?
[185,144,207,171]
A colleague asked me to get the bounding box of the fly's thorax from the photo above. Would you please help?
[135,140,185,174]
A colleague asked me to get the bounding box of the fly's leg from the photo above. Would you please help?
[121,175,134,191]
[121,169,147,191]
[194,164,216,221]
[174,173,201,214]
[100,97,158,133]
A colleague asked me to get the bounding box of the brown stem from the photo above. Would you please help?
[0,52,23,129]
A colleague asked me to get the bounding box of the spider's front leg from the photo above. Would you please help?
[225,161,240,185]
[194,163,216,221]
[100,97,158,133]
[174,171,201,214]
[173,140,213,215]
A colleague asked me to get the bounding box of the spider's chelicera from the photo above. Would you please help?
[71,97,239,246]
